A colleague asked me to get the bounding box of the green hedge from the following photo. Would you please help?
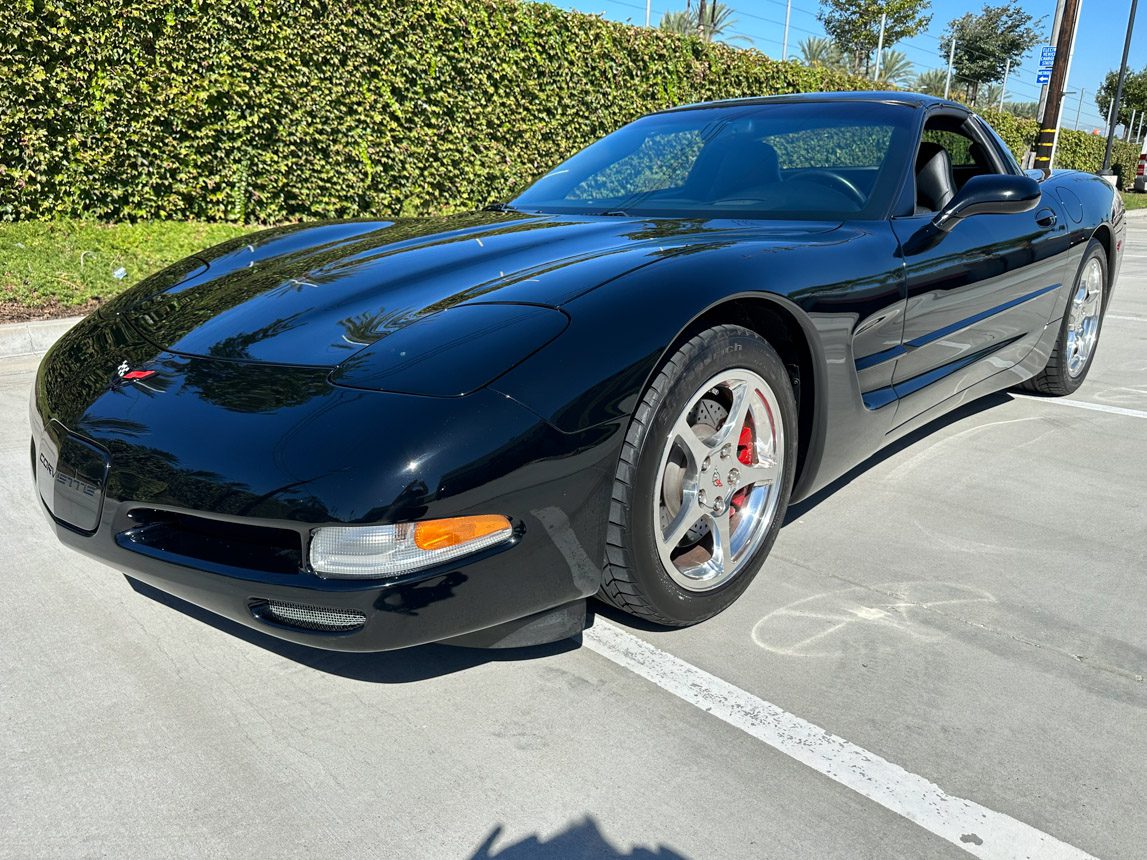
[1,1,1137,224]
[980,109,1138,186]
[1,0,866,223]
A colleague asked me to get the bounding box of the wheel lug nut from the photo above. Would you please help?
[728,468,740,484]
[702,457,710,471]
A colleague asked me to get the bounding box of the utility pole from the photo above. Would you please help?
[1138,112,1145,142]
[1128,108,1139,140]
[1075,88,1085,129]
[1035,0,1069,126]
[999,59,1011,110]
[782,0,792,60]
[944,39,956,98]
[1102,0,1139,174]
[874,13,887,81]
[645,0,650,28]
[1035,0,1083,171]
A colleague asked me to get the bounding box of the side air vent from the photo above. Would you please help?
[256,601,366,633]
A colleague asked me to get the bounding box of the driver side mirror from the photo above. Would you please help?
[932,174,1042,233]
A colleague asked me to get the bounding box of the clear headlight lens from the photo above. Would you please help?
[309,515,513,579]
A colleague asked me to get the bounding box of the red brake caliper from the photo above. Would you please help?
[731,421,754,511]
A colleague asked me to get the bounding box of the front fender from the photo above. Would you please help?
[491,221,907,501]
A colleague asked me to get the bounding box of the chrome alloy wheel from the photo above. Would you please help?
[652,368,785,592]
[1066,256,1104,378]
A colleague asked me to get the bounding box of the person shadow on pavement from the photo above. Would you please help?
[468,819,689,859]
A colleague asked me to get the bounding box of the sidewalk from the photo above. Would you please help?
[0,316,83,358]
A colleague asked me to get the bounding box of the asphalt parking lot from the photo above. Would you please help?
[4,220,1146,860]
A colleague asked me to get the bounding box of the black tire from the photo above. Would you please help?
[1020,239,1108,396]
[599,325,798,626]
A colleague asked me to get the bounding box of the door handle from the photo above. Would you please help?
[1035,208,1058,228]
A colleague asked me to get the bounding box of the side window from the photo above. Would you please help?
[914,120,1001,212]
[921,129,977,167]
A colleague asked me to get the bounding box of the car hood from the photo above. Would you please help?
[115,211,839,368]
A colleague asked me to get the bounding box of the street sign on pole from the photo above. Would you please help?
[1035,0,1082,171]
[1037,71,1052,84]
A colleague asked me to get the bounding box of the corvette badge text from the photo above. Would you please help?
[38,451,101,496]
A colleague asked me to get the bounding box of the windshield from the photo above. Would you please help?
[510,101,915,220]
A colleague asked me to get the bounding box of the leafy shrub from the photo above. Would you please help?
[980,109,1138,187]
[0,0,865,222]
[1,1,1138,222]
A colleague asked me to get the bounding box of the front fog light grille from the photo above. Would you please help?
[260,601,366,632]
[310,515,513,579]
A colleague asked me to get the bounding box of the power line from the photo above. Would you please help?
[528,0,1093,114]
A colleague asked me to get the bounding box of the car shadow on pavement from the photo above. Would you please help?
[127,578,582,682]
[784,390,1012,522]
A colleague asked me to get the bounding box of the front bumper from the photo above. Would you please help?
[31,313,617,651]
[38,495,598,651]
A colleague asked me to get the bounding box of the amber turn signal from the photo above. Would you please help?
[413,515,512,551]
[310,515,514,579]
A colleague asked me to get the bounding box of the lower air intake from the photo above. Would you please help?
[260,601,366,632]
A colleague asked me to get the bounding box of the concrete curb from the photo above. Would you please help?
[1124,207,1147,219]
[0,315,85,359]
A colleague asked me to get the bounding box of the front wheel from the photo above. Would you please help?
[1021,239,1107,396]
[599,325,797,626]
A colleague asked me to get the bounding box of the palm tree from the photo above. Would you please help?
[1004,101,1038,119]
[799,36,838,67]
[659,2,745,43]
[799,36,853,73]
[914,69,950,97]
[977,84,1003,110]
[874,50,914,87]
[659,10,694,35]
[699,2,742,42]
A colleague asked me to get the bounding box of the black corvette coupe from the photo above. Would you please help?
[33,92,1123,651]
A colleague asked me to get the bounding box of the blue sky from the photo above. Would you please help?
[534,0,1145,132]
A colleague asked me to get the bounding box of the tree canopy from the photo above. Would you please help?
[817,0,932,76]
[1096,67,1147,129]
[939,3,1041,106]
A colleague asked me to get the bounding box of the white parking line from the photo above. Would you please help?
[1013,395,1147,420]
[1106,313,1147,322]
[584,620,1094,860]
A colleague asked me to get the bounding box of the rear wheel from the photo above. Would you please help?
[1021,239,1107,396]
[600,325,797,626]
